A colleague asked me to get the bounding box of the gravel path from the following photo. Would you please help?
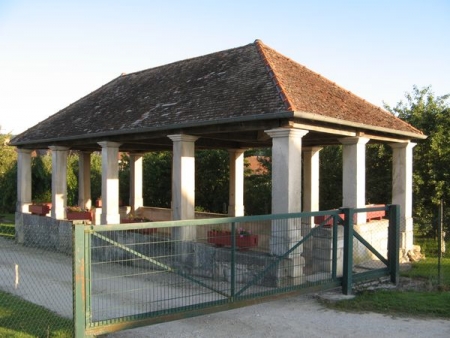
[106,292,450,338]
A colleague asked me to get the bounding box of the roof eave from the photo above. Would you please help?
[293,111,427,140]
[10,111,294,148]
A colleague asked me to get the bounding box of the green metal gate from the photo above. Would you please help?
[73,205,400,337]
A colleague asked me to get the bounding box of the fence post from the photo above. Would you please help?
[73,223,88,337]
[342,208,353,295]
[388,204,400,285]
[438,200,444,285]
[331,214,339,280]
[230,222,236,299]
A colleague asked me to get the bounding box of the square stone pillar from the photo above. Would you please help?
[98,141,122,225]
[303,146,322,215]
[49,146,69,220]
[266,128,308,215]
[339,137,370,224]
[265,128,308,275]
[302,146,322,266]
[129,153,144,213]
[168,134,198,240]
[228,149,245,216]
[78,151,92,210]
[16,148,32,213]
[390,141,416,251]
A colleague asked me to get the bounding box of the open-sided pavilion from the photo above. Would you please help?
[10,40,425,254]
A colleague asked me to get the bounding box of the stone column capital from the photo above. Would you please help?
[97,141,122,149]
[265,128,308,139]
[338,136,370,145]
[167,134,199,142]
[49,146,70,151]
[129,152,145,157]
[16,148,33,154]
[302,146,323,154]
[389,141,417,150]
[228,148,246,155]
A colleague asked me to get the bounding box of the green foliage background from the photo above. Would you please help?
[385,86,450,236]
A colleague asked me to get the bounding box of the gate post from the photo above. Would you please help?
[73,223,90,337]
[388,204,400,285]
[342,208,354,295]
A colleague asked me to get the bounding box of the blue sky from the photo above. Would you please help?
[1,0,449,134]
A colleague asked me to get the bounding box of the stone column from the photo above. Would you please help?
[303,146,322,215]
[339,137,370,224]
[168,134,198,240]
[98,141,122,225]
[78,151,92,210]
[49,146,69,220]
[266,128,308,215]
[129,153,144,213]
[390,141,416,251]
[302,146,322,265]
[265,128,308,277]
[228,149,245,216]
[16,148,32,213]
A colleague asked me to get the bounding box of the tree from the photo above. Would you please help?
[366,143,392,205]
[118,153,130,206]
[244,148,271,215]
[195,150,229,213]
[90,153,102,202]
[142,151,172,208]
[385,85,450,235]
[31,153,52,202]
[319,145,342,210]
[0,133,17,212]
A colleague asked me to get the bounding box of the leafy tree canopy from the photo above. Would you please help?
[385,85,450,234]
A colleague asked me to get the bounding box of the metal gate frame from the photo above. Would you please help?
[342,204,400,294]
[73,205,400,337]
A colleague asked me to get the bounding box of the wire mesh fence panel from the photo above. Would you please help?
[0,215,74,337]
[88,226,233,323]
[81,213,349,333]
[352,218,389,272]
[2,206,399,336]
[403,219,450,289]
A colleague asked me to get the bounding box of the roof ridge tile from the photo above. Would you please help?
[255,40,294,112]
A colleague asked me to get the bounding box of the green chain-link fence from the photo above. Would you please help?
[0,214,74,337]
[1,206,401,337]
[403,201,450,290]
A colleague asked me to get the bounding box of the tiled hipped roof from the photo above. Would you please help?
[256,42,421,134]
[11,40,423,147]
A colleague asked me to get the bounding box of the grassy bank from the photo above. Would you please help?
[324,289,450,318]
[324,257,450,318]
[1,214,72,336]
[0,213,14,238]
[0,291,73,337]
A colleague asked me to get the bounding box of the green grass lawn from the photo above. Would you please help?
[404,257,450,286]
[0,214,72,336]
[324,289,450,318]
[0,290,73,337]
[0,213,15,238]
[324,254,450,318]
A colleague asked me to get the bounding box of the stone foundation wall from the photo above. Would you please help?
[353,220,389,264]
[14,212,305,287]
[312,226,344,277]
[15,212,73,255]
[311,220,389,277]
